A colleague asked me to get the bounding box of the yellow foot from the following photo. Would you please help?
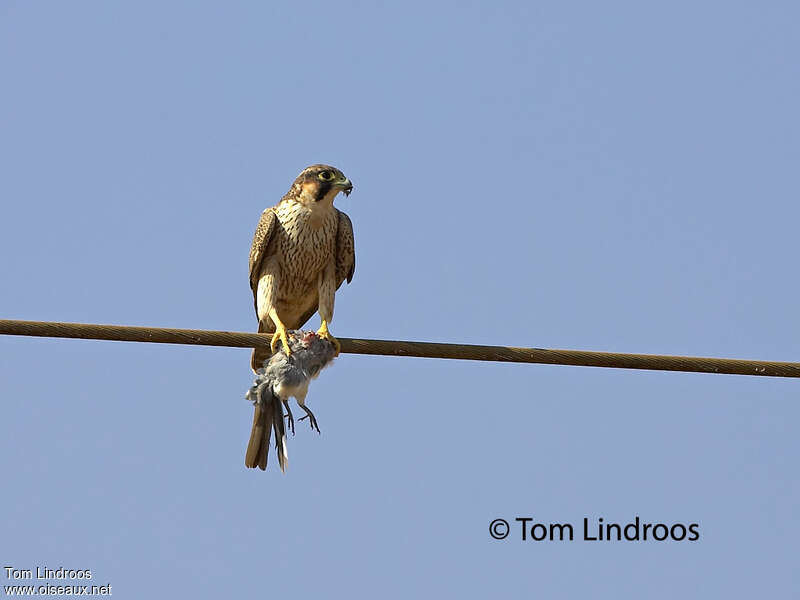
[316,321,340,356]
[270,325,292,356]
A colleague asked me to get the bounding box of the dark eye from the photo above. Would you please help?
[318,170,334,181]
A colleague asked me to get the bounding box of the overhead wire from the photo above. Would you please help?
[1,318,798,378]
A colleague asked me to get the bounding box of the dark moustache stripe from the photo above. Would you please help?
[314,180,332,201]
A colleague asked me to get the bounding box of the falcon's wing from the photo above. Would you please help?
[335,209,355,289]
[249,208,279,306]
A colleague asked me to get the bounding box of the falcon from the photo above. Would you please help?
[244,164,356,470]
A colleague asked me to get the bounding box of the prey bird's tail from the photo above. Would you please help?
[244,385,287,472]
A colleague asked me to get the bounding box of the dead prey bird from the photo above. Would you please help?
[244,330,337,472]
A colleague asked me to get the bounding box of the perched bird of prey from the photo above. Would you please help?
[245,164,356,470]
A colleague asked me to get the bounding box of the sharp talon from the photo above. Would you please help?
[316,324,340,357]
[270,327,292,356]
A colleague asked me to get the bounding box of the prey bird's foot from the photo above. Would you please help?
[283,400,295,435]
[270,325,292,356]
[298,406,321,434]
[316,322,340,357]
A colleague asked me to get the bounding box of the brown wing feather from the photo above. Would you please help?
[248,208,278,312]
[335,209,356,288]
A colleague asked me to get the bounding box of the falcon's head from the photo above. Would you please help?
[290,164,353,205]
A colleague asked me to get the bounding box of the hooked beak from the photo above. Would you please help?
[336,177,353,197]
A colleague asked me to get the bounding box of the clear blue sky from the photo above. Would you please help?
[1,1,798,597]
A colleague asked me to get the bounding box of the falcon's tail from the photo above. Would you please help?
[244,387,287,472]
[251,321,274,372]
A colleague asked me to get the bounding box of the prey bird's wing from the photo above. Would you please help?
[335,209,356,289]
[248,207,279,312]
